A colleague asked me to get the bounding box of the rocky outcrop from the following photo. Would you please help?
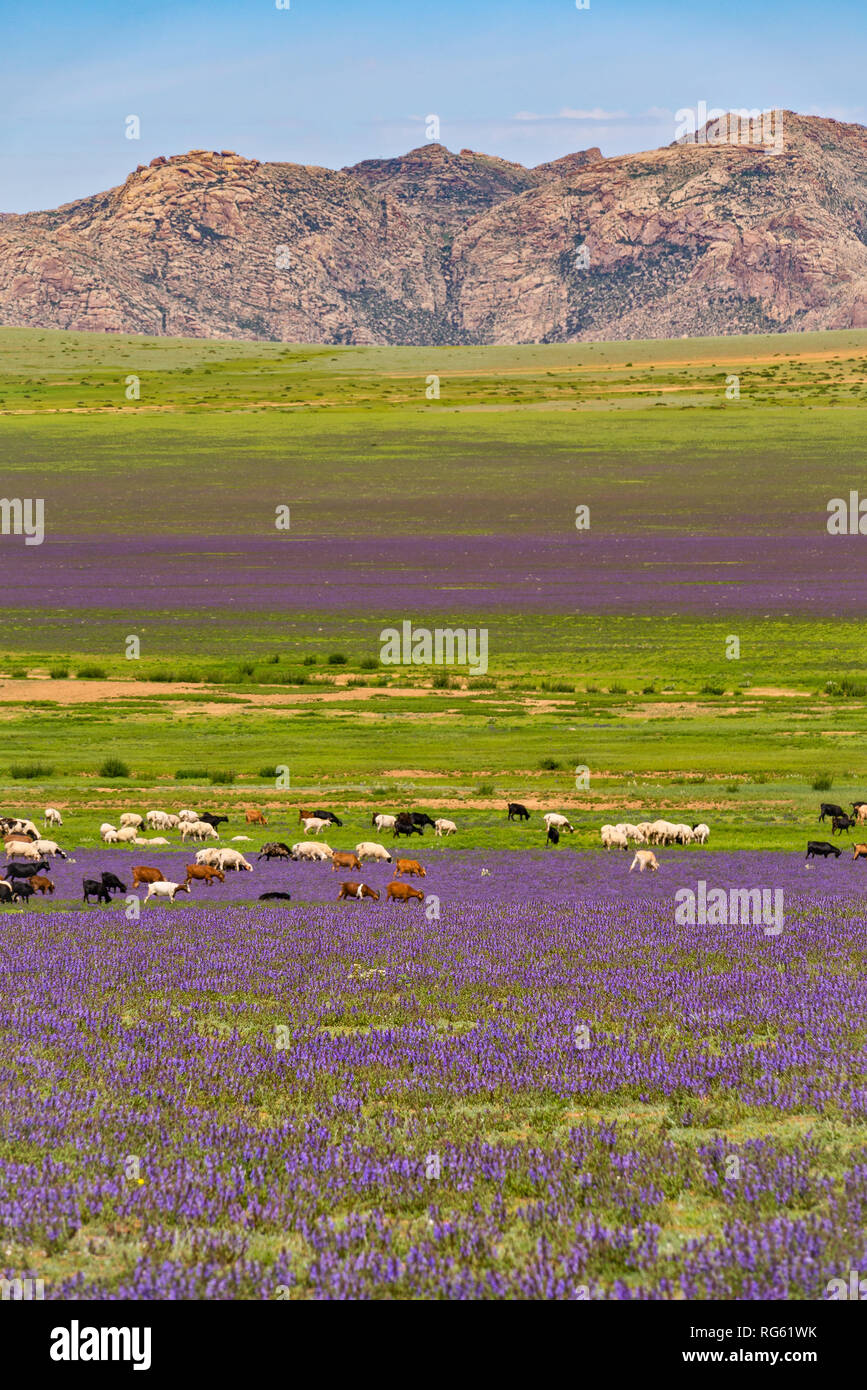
[0,114,864,342]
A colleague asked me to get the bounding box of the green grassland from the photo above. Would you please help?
[1,325,866,834]
[0,679,864,857]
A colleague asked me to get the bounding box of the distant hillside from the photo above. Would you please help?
[0,114,865,343]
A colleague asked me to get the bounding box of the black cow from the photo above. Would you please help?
[100,871,127,894]
[259,891,292,901]
[831,814,856,835]
[806,841,841,859]
[258,842,292,861]
[314,810,343,826]
[546,825,560,847]
[410,813,435,830]
[198,813,228,829]
[819,803,847,822]
[507,802,530,821]
[9,880,34,901]
[1,860,49,880]
[0,881,13,903]
[83,878,112,904]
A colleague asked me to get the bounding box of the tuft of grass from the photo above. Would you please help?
[811,773,833,791]
[209,770,236,785]
[10,761,54,779]
[99,757,129,778]
[432,671,455,689]
[77,665,108,679]
[475,782,495,796]
[359,656,380,671]
[175,767,209,781]
[302,655,317,666]
[701,682,726,696]
[539,757,561,770]
[49,665,69,679]
[327,652,348,665]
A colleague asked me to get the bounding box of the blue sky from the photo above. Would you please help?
[1,0,864,212]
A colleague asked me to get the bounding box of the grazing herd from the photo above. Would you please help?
[807,801,867,864]
[2,795,864,907]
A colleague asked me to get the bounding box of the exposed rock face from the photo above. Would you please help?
[0,114,864,342]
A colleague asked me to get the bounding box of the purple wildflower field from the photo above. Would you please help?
[3,852,867,1300]
[6,531,867,616]
[21,846,867,907]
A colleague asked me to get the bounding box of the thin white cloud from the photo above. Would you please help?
[515,107,628,122]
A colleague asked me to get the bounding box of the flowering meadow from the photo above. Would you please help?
[3,871,867,1299]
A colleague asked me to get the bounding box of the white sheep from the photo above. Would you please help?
[103,829,119,845]
[32,839,69,860]
[630,850,659,873]
[434,818,457,837]
[372,814,396,832]
[216,848,253,871]
[230,835,252,843]
[5,842,41,860]
[301,816,331,836]
[44,807,62,827]
[544,813,574,832]
[119,813,143,830]
[144,880,191,903]
[195,847,223,866]
[290,842,333,863]
[354,842,392,864]
[115,826,139,844]
[180,820,218,842]
[177,810,199,823]
[601,825,628,851]
[692,823,710,845]
[99,822,117,840]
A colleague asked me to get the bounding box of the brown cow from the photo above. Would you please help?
[132,866,165,888]
[298,807,315,823]
[332,851,362,872]
[853,844,867,861]
[184,864,226,885]
[394,858,426,878]
[337,881,380,901]
[31,874,55,895]
[386,882,424,905]
[246,808,268,826]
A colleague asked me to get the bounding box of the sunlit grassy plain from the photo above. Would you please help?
[2,327,867,1297]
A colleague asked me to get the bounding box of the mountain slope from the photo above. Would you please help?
[0,115,864,343]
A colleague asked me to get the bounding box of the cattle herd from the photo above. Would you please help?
[0,797,862,905]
